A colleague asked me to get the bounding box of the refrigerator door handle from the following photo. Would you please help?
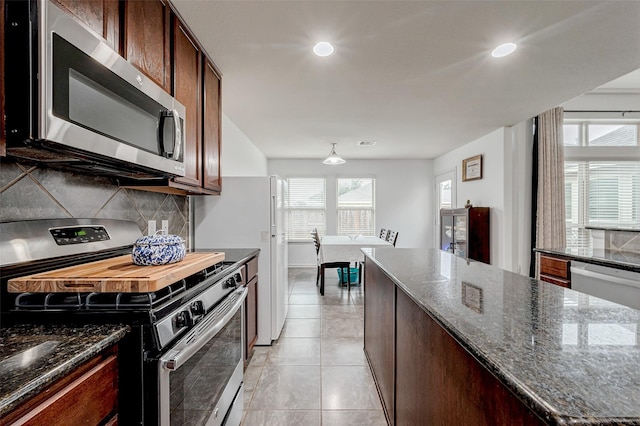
[271,194,276,236]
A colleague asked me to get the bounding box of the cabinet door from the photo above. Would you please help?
[440,214,454,252]
[123,0,170,91]
[202,59,222,192]
[245,276,258,362]
[173,21,202,187]
[363,258,395,424]
[52,0,119,51]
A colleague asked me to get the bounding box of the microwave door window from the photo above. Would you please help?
[67,69,159,153]
[52,34,165,155]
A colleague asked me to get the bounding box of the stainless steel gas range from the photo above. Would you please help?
[0,219,246,426]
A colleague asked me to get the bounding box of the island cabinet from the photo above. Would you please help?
[244,256,259,365]
[365,258,545,426]
[0,346,119,426]
[363,259,395,423]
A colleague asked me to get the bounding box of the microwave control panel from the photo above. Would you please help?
[50,226,111,245]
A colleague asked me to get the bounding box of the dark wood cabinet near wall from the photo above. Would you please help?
[118,1,223,195]
[51,0,120,51]
[123,0,171,92]
[172,20,202,189]
[440,207,490,264]
[244,256,259,365]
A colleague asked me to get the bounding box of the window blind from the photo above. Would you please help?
[336,178,375,235]
[563,120,639,250]
[286,178,326,240]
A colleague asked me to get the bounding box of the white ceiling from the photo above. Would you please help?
[171,1,640,160]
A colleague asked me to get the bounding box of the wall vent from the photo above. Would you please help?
[358,140,376,146]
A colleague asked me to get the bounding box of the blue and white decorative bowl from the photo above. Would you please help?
[132,231,186,266]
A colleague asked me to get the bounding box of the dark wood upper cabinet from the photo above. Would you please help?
[172,21,202,188]
[123,0,171,92]
[51,0,120,51]
[202,58,222,192]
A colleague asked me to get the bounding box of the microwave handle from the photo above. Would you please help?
[171,109,182,162]
[158,109,182,161]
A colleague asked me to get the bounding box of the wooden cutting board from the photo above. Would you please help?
[7,252,225,293]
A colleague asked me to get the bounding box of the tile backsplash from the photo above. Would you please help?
[606,230,640,254]
[0,162,189,245]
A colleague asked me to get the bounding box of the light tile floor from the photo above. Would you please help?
[241,268,387,426]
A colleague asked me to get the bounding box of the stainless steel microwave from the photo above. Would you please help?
[4,0,186,179]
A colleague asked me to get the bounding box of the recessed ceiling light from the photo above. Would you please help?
[313,42,335,57]
[491,42,517,58]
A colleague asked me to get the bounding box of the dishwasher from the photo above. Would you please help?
[571,261,640,310]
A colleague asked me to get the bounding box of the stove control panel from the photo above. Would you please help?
[50,226,111,245]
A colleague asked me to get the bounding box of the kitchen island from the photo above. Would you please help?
[363,248,640,425]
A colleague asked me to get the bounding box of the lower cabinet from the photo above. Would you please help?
[363,258,395,424]
[395,290,543,425]
[244,256,259,365]
[365,260,545,425]
[1,346,118,426]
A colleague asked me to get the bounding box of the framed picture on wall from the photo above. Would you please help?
[462,155,482,181]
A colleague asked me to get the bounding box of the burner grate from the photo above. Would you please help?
[14,280,187,310]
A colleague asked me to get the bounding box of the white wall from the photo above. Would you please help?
[433,124,533,273]
[221,114,268,176]
[268,159,433,267]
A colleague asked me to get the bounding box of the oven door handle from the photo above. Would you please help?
[161,287,247,371]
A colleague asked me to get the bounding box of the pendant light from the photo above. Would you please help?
[323,143,346,165]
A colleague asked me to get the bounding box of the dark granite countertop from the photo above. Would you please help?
[535,247,640,272]
[0,324,129,417]
[364,248,640,425]
[213,248,260,264]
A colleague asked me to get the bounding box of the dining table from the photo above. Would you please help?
[320,235,393,264]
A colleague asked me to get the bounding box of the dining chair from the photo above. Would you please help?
[386,230,398,247]
[311,228,321,285]
[312,229,354,295]
[379,228,389,239]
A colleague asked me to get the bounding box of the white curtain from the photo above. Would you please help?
[535,107,566,250]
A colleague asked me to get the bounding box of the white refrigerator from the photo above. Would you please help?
[192,175,289,345]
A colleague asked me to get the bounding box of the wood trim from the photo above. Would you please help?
[540,274,571,288]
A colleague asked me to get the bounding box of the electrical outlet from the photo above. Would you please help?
[162,220,169,235]
[148,220,156,236]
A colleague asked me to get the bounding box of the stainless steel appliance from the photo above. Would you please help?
[3,0,186,179]
[0,219,245,425]
[194,175,289,345]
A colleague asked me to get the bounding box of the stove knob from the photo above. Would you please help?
[175,310,193,328]
[223,277,236,289]
[234,273,243,284]
[190,300,205,316]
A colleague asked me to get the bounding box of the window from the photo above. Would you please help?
[563,121,640,249]
[336,178,375,235]
[286,178,326,240]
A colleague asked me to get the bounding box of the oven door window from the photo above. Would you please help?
[169,308,242,425]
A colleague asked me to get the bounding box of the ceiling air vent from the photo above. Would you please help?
[358,140,376,147]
